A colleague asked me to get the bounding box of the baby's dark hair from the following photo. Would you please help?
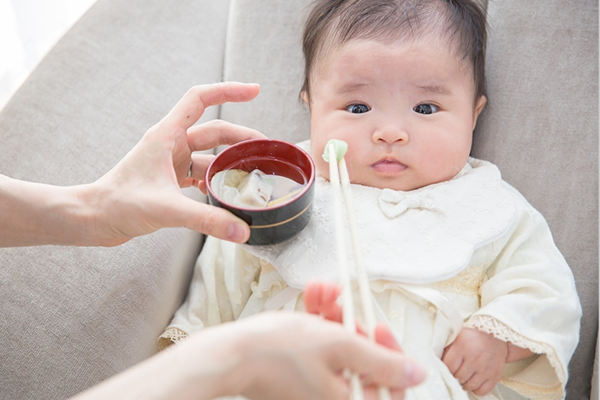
[301,0,487,105]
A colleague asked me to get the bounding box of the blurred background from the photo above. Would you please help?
[0,0,97,111]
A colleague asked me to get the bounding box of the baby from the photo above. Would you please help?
[159,1,581,399]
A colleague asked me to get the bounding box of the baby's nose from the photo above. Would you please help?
[372,125,409,144]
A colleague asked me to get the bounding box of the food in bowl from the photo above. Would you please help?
[210,169,305,208]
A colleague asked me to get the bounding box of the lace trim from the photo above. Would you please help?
[501,378,563,400]
[250,259,287,299]
[432,264,486,296]
[466,315,565,399]
[250,278,285,299]
[157,327,189,350]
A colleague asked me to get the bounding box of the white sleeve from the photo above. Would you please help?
[158,237,261,348]
[466,187,581,398]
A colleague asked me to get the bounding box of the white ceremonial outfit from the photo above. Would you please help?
[159,156,581,400]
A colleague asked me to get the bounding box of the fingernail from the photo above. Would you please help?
[227,223,249,243]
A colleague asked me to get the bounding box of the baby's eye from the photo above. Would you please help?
[413,104,439,115]
[346,104,371,114]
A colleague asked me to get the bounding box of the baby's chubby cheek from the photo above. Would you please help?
[310,142,329,177]
[315,158,331,181]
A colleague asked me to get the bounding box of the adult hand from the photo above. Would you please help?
[0,82,265,247]
[70,312,425,400]
[212,312,425,400]
[303,281,423,398]
[86,82,266,246]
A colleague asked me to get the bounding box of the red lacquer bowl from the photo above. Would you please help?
[206,139,315,245]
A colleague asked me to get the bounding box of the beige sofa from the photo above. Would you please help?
[0,1,597,399]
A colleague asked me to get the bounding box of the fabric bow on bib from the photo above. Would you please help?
[378,191,444,218]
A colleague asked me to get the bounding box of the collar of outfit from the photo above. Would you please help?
[243,156,517,289]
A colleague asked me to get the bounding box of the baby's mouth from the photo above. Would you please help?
[371,158,407,174]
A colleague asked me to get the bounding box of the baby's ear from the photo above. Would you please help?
[300,90,310,107]
[473,95,487,130]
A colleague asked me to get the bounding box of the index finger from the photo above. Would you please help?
[333,336,425,391]
[186,120,266,153]
[161,82,261,132]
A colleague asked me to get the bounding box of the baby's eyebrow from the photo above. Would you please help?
[414,84,453,96]
[338,82,370,94]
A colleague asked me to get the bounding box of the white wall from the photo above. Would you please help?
[0,0,97,110]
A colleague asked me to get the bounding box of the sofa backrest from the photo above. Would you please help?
[221,1,599,399]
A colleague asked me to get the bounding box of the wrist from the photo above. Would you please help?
[0,175,97,247]
[179,324,254,399]
[41,183,98,246]
[506,342,535,363]
[73,181,111,246]
[76,177,138,247]
[206,325,254,397]
[69,327,248,400]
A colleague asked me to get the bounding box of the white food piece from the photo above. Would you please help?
[211,168,304,208]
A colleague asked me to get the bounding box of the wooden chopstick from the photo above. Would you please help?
[327,142,392,400]
[328,144,364,400]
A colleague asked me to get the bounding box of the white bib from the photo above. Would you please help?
[242,158,516,289]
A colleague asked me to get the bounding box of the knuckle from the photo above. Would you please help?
[186,85,203,98]
[473,383,491,396]
[188,85,208,109]
[191,205,219,235]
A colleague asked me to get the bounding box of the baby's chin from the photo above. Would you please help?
[364,181,423,192]
[318,171,424,191]
[363,169,463,191]
[353,173,449,191]
[378,179,453,192]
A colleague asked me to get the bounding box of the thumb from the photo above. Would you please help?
[165,195,250,243]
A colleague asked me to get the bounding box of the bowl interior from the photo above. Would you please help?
[206,139,314,210]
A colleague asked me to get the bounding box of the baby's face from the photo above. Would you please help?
[307,37,486,191]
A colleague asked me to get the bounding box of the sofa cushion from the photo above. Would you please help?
[472,1,598,398]
[0,0,230,399]
[220,0,310,143]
